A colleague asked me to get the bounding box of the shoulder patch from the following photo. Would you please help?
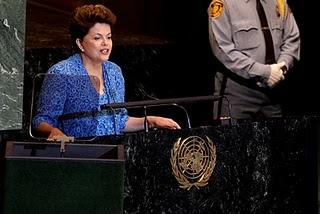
[209,0,224,19]
[276,0,286,17]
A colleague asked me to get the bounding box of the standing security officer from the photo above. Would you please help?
[208,0,300,120]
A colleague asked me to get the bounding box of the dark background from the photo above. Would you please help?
[24,0,318,128]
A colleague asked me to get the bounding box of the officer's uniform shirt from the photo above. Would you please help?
[208,0,300,119]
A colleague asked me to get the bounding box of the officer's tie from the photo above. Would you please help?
[256,0,276,64]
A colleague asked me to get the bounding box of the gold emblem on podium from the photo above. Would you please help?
[170,136,216,190]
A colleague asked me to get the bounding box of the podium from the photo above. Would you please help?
[2,141,124,214]
[0,116,319,213]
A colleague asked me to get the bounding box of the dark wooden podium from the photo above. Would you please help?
[2,141,124,214]
[0,116,319,214]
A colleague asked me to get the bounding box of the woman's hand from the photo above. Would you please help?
[48,127,68,141]
[36,122,68,141]
[147,116,181,130]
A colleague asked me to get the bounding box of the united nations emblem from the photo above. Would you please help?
[170,136,216,190]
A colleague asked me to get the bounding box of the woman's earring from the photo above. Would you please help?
[76,39,84,52]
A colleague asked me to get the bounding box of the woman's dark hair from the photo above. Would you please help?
[69,4,116,50]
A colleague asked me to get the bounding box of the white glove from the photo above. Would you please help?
[267,61,286,88]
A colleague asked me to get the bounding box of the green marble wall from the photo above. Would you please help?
[0,0,26,130]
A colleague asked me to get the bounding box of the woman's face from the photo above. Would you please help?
[77,22,113,63]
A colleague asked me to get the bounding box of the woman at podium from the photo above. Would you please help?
[32,4,180,140]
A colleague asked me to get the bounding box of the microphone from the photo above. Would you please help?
[137,87,192,129]
[55,95,223,121]
[100,95,223,109]
[101,94,224,131]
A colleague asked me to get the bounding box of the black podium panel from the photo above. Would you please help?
[123,117,319,214]
[3,142,124,214]
[0,116,318,213]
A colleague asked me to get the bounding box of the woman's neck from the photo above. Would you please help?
[80,54,103,77]
[80,53,105,95]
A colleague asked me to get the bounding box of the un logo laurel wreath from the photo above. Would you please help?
[170,136,217,190]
